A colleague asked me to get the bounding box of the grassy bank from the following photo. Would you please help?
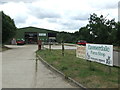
[36,49,119,88]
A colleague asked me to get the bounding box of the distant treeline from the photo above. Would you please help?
[2,11,120,46]
[57,13,120,46]
[1,11,17,44]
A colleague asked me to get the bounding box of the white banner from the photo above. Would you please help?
[86,44,113,66]
[76,45,86,59]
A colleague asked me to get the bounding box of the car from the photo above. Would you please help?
[77,40,87,46]
[16,39,25,45]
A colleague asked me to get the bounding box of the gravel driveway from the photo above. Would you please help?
[2,45,75,88]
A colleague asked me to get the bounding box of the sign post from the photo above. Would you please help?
[108,66,111,74]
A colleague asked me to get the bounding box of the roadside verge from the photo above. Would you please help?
[36,49,119,88]
[36,55,86,89]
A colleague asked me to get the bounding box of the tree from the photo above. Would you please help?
[116,22,120,45]
[56,32,74,43]
[2,11,17,44]
[87,13,116,44]
[78,26,93,43]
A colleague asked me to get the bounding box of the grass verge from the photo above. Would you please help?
[36,49,120,88]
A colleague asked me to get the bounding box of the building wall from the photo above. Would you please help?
[15,27,57,44]
[15,27,57,40]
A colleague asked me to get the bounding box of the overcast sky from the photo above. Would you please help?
[0,0,119,32]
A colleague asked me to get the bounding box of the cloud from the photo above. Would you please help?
[0,2,29,25]
[0,1,7,5]
[28,7,61,19]
[70,13,90,21]
[47,18,88,32]
[60,20,88,30]
[0,0,119,32]
[47,18,58,23]
[87,0,118,9]
[0,2,28,16]
[0,0,39,3]
[118,1,120,21]
[15,15,27,24]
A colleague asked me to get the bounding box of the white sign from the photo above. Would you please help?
[39,33,46,36]
[76,45,86,59]
[86,44,113,66]
[49,37,56,39]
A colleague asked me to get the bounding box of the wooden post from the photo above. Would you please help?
[42,41,45,49]
[62,41,64,56]
[35,56,38,72]
[88,60,95,71]
[49,40,51,51]
[38,40,42,50]
[108,66,111,74]
[89,61,92,70]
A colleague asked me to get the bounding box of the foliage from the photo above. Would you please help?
[7,12,120,45]
[86,13,116,44]
[56,13,120,46]
[116,22,120,46]
[2,11,17,44]
[56,32,74,43]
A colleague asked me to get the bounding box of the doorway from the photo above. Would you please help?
[25,32,38,44]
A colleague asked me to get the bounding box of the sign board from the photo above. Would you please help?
[49,37,56,39]
[86,44,113,66]
[76,45,86,59]
[39,33,46,36]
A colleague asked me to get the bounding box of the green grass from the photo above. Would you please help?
[36,49,120,88]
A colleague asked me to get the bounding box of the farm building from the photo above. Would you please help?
[15,27,57,44]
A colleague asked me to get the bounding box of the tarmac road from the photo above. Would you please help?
[2,45,75,88]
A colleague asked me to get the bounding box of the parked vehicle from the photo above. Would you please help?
[77,40,87,46]
[16,39,25,45]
